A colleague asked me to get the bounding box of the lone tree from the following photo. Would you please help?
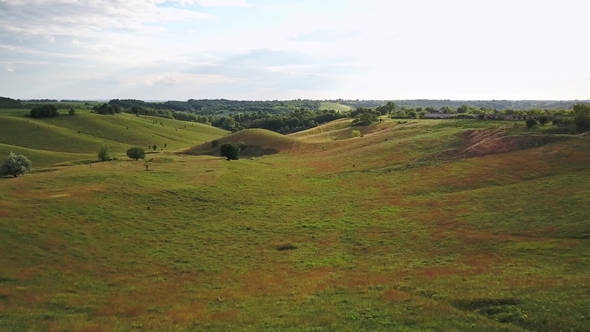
[98,145,112,161]
[220,143,240,161]
[538,115,550,126]
[1,152,32,177]
[126,147,146,160]
[525,118,537,129]
[573,103,590,128]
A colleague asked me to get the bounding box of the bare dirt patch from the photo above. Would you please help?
[435,129,551,161]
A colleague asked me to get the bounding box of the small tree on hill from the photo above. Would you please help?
[68,107,76,116]
[573,103,590,128]
[220,143,240,161]
[126,147,146,160]
[525,118,537,129]
[538,116,549,126]
[98,145,112,161]
[152,145,157,151]
[1,152,32,177]
[351,130,361,138]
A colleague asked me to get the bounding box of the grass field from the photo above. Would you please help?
[0,110,227,167]
[1,114,589,331]
[320,102,352,112]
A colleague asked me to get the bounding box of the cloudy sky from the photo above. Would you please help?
[1,0,589,100]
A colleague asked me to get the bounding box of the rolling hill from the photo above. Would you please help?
[1,115,589,331]
[0,110,227,167]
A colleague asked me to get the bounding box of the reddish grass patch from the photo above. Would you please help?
[416,267,462,278]
[96,296,145,318]
[383,289,412,302]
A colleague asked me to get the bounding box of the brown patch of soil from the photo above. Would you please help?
[461,129,538,156]
[438,129,543,160]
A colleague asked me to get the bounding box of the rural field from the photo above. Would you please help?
[1,109,589,331]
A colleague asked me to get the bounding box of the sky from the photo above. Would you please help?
[1,0,589,101]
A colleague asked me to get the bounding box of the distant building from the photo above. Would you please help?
[423,112,455,119]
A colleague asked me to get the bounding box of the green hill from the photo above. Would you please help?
[0,110,227,167]
[1,116,589,331]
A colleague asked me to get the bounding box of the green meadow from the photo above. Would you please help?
[1,110,589,331]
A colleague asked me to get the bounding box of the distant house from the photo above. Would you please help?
[423,112,455,119]
[482,115,540,121]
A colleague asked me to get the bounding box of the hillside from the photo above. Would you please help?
[0,110,228,167]
[183,128,319,157]
[1,117,589,331]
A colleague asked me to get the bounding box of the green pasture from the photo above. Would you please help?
[0,115,589,331]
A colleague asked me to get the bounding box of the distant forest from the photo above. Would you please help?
[335,99,589,111]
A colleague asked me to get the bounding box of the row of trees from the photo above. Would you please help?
[109,99,321,116]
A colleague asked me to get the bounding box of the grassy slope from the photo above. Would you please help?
[0,118,589,331]
[320,102,352,112]
[0,110,227,167]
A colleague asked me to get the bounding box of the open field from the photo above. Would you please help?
[1,113,589,331]
[320,102,352,112]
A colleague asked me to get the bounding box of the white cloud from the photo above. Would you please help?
[149,75,180,86]
[178,0,250,6]
[6,67,14,72]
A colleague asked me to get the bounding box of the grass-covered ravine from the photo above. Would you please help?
[0,111,589,331]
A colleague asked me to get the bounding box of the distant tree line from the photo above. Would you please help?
[333,99,590,111]
[109,99,321,116]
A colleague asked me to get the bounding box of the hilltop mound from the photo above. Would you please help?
[182,128,314,157]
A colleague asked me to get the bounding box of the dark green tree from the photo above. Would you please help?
[538,116,550,126]
[525,118,537,129]
[152,145,157,151]
[30,104,58,118]
[126,147,146,160]
[1,152,32,177]
[220,143,240,161]
[573,103,590,128]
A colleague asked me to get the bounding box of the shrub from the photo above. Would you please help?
[1,152,32,177]
[126,147,146,160]
[351,130,361,138]
[573,103,590,128]
[220,143,240,161]
[525,118,537,129]
[239,142,248,151]
[538,116,550,126]
[98,145,112,161]
[68,107,76,116]
[211,140,219,148]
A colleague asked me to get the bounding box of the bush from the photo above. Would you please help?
[68,107,76,116]
[538,116,550,125]
[525,118,537,129]
[98,145,112,161]
[211,140,219,148]
[573,103,590,128]
[351,130,361,138]
[220,143,240,161]
[1,152,32,177]
[126,147,146,160]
